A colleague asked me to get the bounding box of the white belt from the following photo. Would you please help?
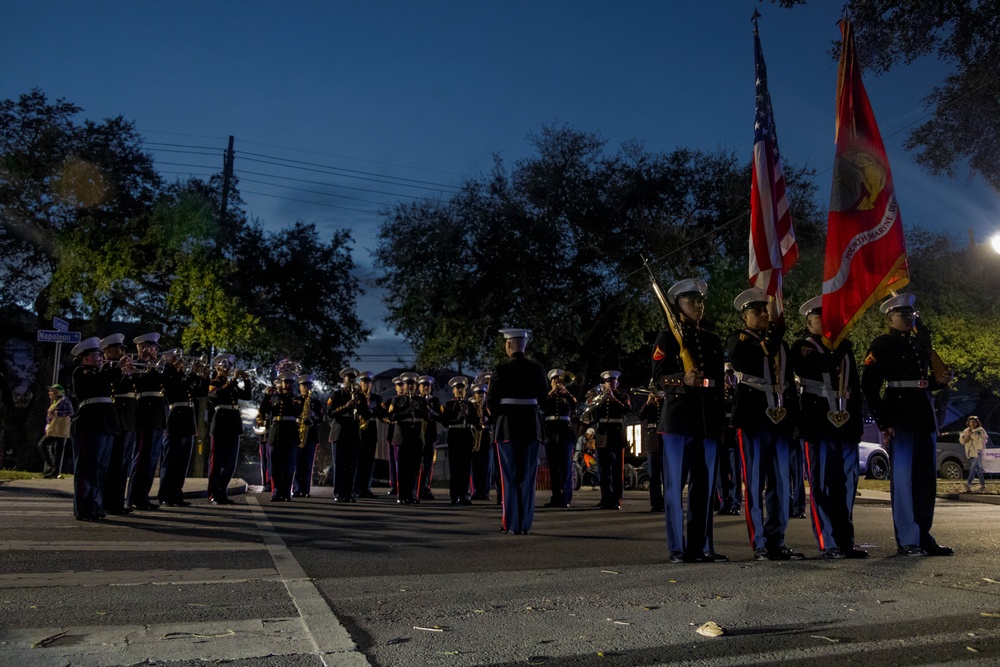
[138,391,163,398]
[737,373,781,393]
[273,416,299,423]
[887,380,928,389]
[545,416,572,421]
[601,418,624,424]
[215,405,239,411]
[799,378,837,399]
[116,392,137,399]
[398,418,425,423]
[449,424,472,429]
[169,401,194,410]
[79,397,113,407]
[500,398,538,405]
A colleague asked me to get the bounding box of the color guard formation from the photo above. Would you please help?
[60,287,955,562]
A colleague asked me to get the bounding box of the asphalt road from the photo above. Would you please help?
[2,479,1000,667]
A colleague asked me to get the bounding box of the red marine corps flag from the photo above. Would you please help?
[748,14,798,320]
[821,18,909,349]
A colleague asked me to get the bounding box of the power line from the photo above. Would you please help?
[239,188,378,215]
[238,177,394,208]
[234,168,427,201]
[238,152,462,192]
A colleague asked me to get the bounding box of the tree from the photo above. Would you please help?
[375,125,824,387]
[775,0,1000,190]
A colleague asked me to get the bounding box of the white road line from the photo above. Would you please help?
[0,568,280,588]
[0,540,266,551]
[246,495,371,667]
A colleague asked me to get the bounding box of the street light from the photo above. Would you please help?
[991,232,1000,254]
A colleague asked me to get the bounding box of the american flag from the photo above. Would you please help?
[748,20,797,316]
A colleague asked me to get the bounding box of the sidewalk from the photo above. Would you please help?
[0,476,248,499]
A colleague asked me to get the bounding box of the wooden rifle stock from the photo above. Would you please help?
[641,256,696,373]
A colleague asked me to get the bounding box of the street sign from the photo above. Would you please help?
[37,330,81,344]
[52,317,69,332]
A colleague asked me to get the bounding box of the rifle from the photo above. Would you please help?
[641,255,696,373]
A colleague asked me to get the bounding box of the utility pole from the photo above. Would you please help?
[219,135,235,225]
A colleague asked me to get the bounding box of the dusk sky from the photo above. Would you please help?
[5,1,998,371]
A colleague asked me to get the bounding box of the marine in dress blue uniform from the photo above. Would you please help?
[469,382,495,501]
[587,371,632,511]
[387,372,430,504]
[638,392,664,513]
[444,376,476,504]
[353,371,384,499]
[159,349,208,506]
[418,375,444,500]
[542,369,578,508]
[70,337,116,521]
[98,334,136,515]
[326,367,369,502]
[293,374,323,498]
[207,355,252,505]
[384,377,404,496]
[727,288,805,561]
[791,296,868,559]
[128,333,167,511]
[488,329,549,534]
[861,293,954,557]
[652,278,728,563]
[258,371,303,501]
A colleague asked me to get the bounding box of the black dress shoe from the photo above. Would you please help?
[791,512,806,519]
[650,506,664,513]
[897,545,928,557]
[356,491,377,499]
[923,544,955,557]
[821,548,846,559]
[128,502,158,511]
[160,500,191,508]
[843,546,869,559]
[693,551,730,563]
[768,547,806,561]
[753,548,769,561]
[292,492,305,498]
[668,551,685,564]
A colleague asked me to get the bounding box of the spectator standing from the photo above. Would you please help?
[39,384,74,478]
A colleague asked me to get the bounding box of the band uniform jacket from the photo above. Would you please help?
[326,388,371,447]
[387,394,430,447]
[652,324,725,438]
[861,327,944,434]
[443,397,477,448]
[208,374,253,438]
[790,335,863,444]
[72,365,117,435]
[361,392,386,446]
[134,367,167,430]
[487,352,548,443]
[163,365,208,437]
[259,393,303,448]
[100,364,136,433]
[299,393,323,447]
[727,324,798,436]
[587,388,632,448]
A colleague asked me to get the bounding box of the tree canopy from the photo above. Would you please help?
[775,0,1000,190]
[375,125,823,385]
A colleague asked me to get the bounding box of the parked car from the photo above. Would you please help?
[859,422,890,480]
[936,430,1000,480]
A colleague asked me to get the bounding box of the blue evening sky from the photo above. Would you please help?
[4,1,997,371]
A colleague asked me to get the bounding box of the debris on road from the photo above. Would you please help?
[696,621,724,637]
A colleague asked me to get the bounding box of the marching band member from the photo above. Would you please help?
[99,333,136,515]
[444,376,475,505]
[293,373,323,498]
[326,367,369,502]
[128,332,166,511]
[469,382,494,501]
[862,293,954,557]
[652,278,727,563]
[353,371,384,499]
[638,390,664,513]
[70,337,115,521]
[589,370,632,511]
[542,369,578,508]
[791,296,867,559]
[387,372,430,504]
[158,349,208,507]
[728,288,804,561]
[207,355,252,505]
[385,376,404,496]
[487,328,548,535]
[257,371,302,501]
[418,375,443,500]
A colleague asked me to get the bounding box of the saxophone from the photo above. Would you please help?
[298,388,312,449]
[472,393,485,453]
